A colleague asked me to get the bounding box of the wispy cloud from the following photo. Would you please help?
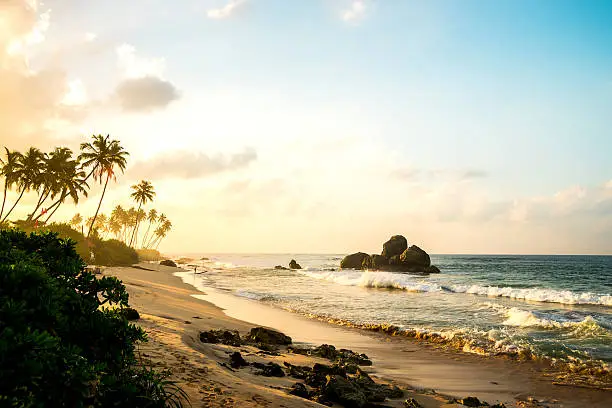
[128,148,257,180]
[390,168,489,182]
[207,0,248,20]
[341,0,369,23]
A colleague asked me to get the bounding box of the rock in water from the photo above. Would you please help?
[248,327,292,345]
[425,265,440,274]
[399,245,431,268]
[340,252,370,269]
[274,265,289,270]
[159,259,177,267]
[289,259,302,269]
[381,235,408,258]
[364,254,388,270]
[323,375,368,408]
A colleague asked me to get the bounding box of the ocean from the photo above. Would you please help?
[174,254,612,371]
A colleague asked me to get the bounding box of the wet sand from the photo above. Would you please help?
[105,264,611,408]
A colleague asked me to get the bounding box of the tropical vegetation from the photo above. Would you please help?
[0,228,187,406]
[0,135,173,258]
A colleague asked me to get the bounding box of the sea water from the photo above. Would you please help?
[174,254,612,369]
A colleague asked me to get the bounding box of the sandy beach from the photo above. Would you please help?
[104,263,611,408]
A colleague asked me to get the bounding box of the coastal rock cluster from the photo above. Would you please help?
[340,235,441,274]
[275,259,302,270]
[199,327,409,407]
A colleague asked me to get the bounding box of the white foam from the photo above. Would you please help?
[301,270,612,306]
[502,308,609,337]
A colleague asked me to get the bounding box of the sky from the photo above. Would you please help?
[1,0,611,254]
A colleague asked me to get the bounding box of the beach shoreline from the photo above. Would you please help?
[105,263,611,408]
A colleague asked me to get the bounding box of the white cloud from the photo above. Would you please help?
[207,0,248,20]
[84,32,97,42]
[61,79,88,106]
[341,0,368,23]
[116,43,166,79]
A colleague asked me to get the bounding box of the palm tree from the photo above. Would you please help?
[35,149,89,224]
[145,212,166,248]
[128,180,155,247]
[1,147,44,223]
[70,213,83,232]
[141,208,158,247]
[151,219,172,250]
[79,135,129,238]
[0,148,23,220]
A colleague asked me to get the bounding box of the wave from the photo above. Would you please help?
[300,270,612,306]
[235,289,278,302]
[502,308,610,337]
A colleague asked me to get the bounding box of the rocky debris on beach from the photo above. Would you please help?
[340,235,441,274]
[247,327,293,345]
[289,344,372,366]
[252,361,286,377]
[289,259,302,269]
[159,259,177,267]
[120,307,140,320]
[274,265,289,270]
[229,351,249,368]
[199,329,243,346]
[403,398,423,407]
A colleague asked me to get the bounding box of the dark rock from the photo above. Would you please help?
[289,259,302,269]
[340,252,370,269]
[490,404,507,408]
[201,257,210,260]
[311,394,334,406]
[199,329,242,346]
[389,255,401,266]
[120,307,140,320]
[362,254,389,270]
[312,344,339,360]
[288,383,310,399]
[338,348,372,366]
[404,398,423,408]
[283,362,311,379]
[159,259,177,267]
[305,363,347,388]
[247,327,292,345]
[274,265,289,270]
[252,362,285,377]
[229,352,249,369]
[460,396,482,407]
[381,235,408,258]
[399,245,431,268]
[322,375,368,408]
[425,265,441,274]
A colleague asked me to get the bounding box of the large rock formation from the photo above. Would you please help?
[381,235,407,258]
[339,235,440,274]
[340,252,370,269]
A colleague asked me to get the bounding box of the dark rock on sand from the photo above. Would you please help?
[289,383,311,399]
[252,362,285,377]
[460,396,482,407]
[199,329,242,346]
[322,375,368,408]
[284,362,311,379]
[200,257,210,260]
[159,259,177,267]
[399,245,431,268]
[340,252,371,269]
[404,398,423,408]
[306,363,348,388]
[289,259,302,269]
[382,235,408,258]
[248,327,292,345]
[229,352,249,369]
[120,307,140,321]
[274,265,289,270]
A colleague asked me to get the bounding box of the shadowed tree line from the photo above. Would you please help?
[0,135,172,250]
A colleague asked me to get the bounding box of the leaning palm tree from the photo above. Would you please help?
[1,147,44,223]
[0,147,23,220]
[79,135,129,238]
[128,180,155,247]
[151,219,172,250]
[141,208,158,247]
[145,212,166,248]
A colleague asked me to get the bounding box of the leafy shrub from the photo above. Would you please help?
[94,239,138,266]
[137,248,163,262]
[0,228,188,407]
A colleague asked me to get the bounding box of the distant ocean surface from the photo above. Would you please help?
[174,254,612,369]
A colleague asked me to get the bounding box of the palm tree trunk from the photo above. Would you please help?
[0,182,7,220]
[1,186,26,223]
[27,189,51,221]
[142,221,153,248]
[42,201,62,224]
[87,172,110,238]
[33,196,61,222]
[128,203,142,248]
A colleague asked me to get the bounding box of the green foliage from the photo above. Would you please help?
[137,248,163,262]
[95,239,138,266]
[0,229,188,407]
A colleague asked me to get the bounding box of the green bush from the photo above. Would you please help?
[137,248,163,262]
[0,229,187,407]
[95,239,139,266]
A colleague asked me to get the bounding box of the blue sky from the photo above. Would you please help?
[2,0,612,253]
